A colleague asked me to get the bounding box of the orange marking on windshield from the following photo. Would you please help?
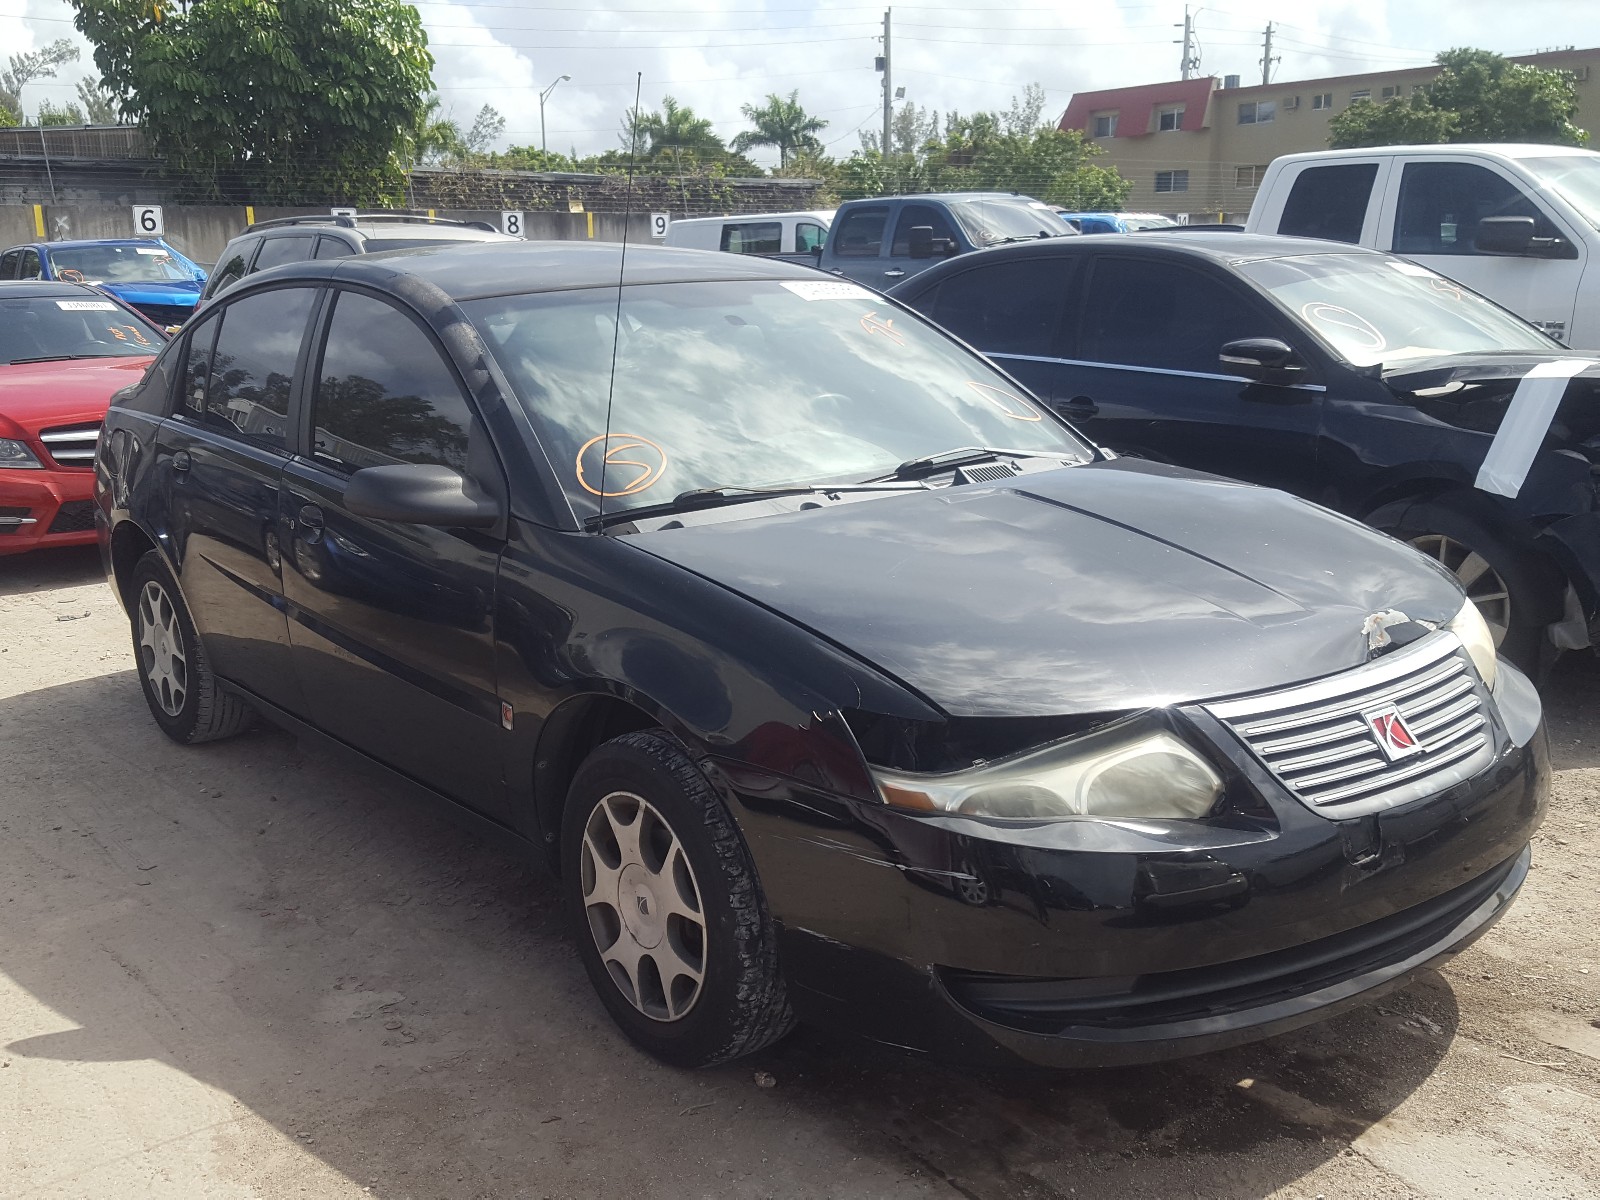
[966,380,1042,422]
[576,433,668,497]
[859,310,905,346]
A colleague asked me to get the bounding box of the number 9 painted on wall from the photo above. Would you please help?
[650,213,670,239]
[133,205,163,236]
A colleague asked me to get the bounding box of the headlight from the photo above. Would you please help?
[1446,596,1498,689]
[872,721,1224,821]
[0,439,42,469]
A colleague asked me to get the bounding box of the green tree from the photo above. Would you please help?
[630,96,726,159]
[68,0,435,204]
[35,100,88,126]
[461,104,505,156]
[2,39,80,125]
[76,77,121,123]
[731,90,827,170]
[1330,48,1587,149]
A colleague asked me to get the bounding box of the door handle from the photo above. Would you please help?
[1056,396,1100,418]
[884,269,907,278]
[297,504,325,538]
[171,449,191,472]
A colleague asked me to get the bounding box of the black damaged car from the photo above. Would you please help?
[95,242,1546,1069]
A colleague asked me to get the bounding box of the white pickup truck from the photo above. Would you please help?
[1244,144,1600,348]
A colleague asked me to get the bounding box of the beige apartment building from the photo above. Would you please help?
[1057,48,1600,220]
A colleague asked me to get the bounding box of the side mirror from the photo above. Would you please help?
[1474,216,1536,255]
[810,243,824,260]
[344,463,500,528]
[1219,337,1305,383]
[908,224,935,259]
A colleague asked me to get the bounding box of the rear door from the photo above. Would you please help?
[250,235,317,276]
[279,287,507,814]
[1065,253,1324,494]
[826,203,892,285]
[154,284,321,713]
[1265,159,1390,245]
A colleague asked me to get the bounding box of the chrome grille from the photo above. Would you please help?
[1205,633,1494,817]
[38,423,100,468]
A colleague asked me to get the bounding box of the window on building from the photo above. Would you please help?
[1277,162,1379,243]
[1312,92,1334,110]
[1238,100,1277,125]
[1235,164,1268,189]
[1092,112,1118,138]
[1157,105,1185,132]
[1381,85,1400,100]
[1155,170,1190,194]
[1350,89,1372,102]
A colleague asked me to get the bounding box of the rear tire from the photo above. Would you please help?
[1366,497,1561,674]
[561,729,795,1068]
[128,550,254,744]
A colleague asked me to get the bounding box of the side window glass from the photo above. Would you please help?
[206,244,252,300]
[251,235,315,271]
[311,292,473,474]
[1278,163,1379,243]
[930,258,1072,357]
[314,236,355,260]
[1393,161,1562,255]
[719,222,781,254]
[181,312,222,418]
[0,250,18,279]
[795,222,825,253]
[197,287,316,449]
[19,249,42,280]
[892,204,959,254]
[1083,258,1280,375]
[832,207,889,257]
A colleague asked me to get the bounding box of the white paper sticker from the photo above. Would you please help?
[1475,358,1598,498]
[56,299,118,311]
[780,280,871,302]
[135,247,167,255]
[1387,260,1434,277]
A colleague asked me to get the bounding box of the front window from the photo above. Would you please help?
[47,243,199,285]
[946,198,1066,245]
[1239,252,1555,368]
[0,294,165,364]
[1521,155,1600,231]
[466,279,1092,519]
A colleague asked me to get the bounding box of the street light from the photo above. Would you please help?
[539,75,571,154]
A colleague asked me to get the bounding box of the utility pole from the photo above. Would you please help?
[881,8,893,156]
[1176,6,1200,81]
[1260,22,1278,86]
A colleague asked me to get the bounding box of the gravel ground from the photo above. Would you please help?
[1,545,1598,1200]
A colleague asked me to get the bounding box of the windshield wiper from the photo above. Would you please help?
[983,233,1053,246]
[586,481,931,531]
[5,353,114,364]
[868,446,1084,482]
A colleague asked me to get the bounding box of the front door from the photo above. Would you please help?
[884,203,963,288]
[827,204,891,287]
[1385,158,1585,343]
[154,286,319,714]
[279,288,507,816]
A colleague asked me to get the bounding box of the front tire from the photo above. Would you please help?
[128,550,254,744]
[561,730,795,1067]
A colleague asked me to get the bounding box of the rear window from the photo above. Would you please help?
[0,294,164,364]
[1277,163,1379,243]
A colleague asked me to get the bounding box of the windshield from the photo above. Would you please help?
[1521,155,1600,231]
[0,295,163,364]
[1123,216,1177,231]
[1237,252,1554,367]
[466,279,1091,519]
[948,198,1067,245]
[48,244,197,285]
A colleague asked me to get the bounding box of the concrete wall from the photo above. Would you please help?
[0,204,654,265]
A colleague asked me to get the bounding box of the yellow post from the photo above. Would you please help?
[586,211,594,239]
[245,205,255,227]
[32,204,45,238]
[427,208,436,219]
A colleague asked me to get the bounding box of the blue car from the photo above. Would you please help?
[1056,211,1180,234]
[0,238,208,327]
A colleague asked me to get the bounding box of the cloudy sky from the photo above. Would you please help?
[4,0,1599,167]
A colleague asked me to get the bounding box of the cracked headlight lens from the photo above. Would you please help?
[873,722,1224,821]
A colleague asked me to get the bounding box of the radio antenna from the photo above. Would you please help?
[597,71,644,525]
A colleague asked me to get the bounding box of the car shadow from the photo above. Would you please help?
[0,544,105,598]
[1,672,1461,1199]
[1540,651,1600,771]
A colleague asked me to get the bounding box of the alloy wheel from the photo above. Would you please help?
[137,579,189,717]
[580,790,707,1022]
[1409,533,1511,648]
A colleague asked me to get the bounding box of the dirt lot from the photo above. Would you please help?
[2,546,1598,1200]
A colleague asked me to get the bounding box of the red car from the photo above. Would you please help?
[1,281,165,554]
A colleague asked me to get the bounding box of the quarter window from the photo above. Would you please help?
[1082,257,1281,376]
[1238,100,1276,124]
[187,287,315,449]
[252,235,315,271]
[927,257,1072,357]
[1392,161,1565,256]
[1277,162,1378,243]
[311,291,474,474]
[205,242,253,300]
[314,236,356,259]
[1155,170,1189,193]
[719,222,782,255]
[831,206,889,257]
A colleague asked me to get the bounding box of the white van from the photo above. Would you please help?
[1245,145,1600,348]
[663,210,834,264]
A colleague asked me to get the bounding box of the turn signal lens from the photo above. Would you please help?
[872,725,1223,822]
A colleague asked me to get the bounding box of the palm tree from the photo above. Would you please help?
[732,91,828,170]
[629,96,725,159]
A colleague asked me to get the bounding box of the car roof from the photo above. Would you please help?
[668,210,834,226]
[0,279,127,298]
[944,231,1379,265]
[21,238,170,250]
[248,240,824,302]
[1270,144,1599,163]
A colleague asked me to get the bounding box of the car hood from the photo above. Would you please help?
[94,280,201,306]
[0,357,154,433]
[626,460,1466,718]
[1382,349,1600,392]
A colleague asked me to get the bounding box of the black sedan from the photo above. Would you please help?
[96,242,1545,1070]
[891,233,1599,673]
